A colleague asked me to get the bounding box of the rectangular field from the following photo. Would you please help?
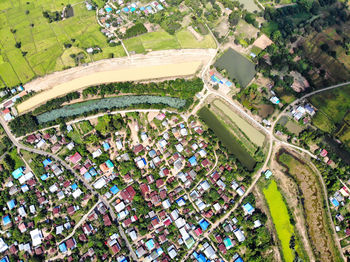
[213,99,265,147]
[198,106,256,170]
[214,48,256,87]
[124,29,216,53]
[263,180,297,262]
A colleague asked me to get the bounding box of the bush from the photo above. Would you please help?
[122,23,147,39]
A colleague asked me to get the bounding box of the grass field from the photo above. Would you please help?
[67,126,83,144]
[285,120,304,135]
[124,29,216,54]
[77,120,93,135]
[238,0,260,12]
[213,99,265,147]
[9,147,25,169]
[310,85,350,141]
[263,180,297,262]
[0,0,126,87]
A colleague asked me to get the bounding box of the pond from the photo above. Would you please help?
[37,95,186,123]
[214,48,256,88]
[198,107,256,170]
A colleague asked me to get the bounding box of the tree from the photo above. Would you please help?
[228,11,240,26]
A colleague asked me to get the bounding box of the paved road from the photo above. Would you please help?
[0,117,138,261]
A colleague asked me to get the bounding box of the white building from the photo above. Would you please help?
[30,228,43,247]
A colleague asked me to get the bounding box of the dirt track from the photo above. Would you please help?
[18,49,216,113]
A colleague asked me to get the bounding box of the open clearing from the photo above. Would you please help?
[277,150,342,261]
[263,179,297,262]
[17,49,215,113]
[237,0,260,12]
[124,29,216,53]
[213,99,265,147]
[310,85,350,144]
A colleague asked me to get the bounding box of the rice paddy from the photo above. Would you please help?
[263,180,298,262]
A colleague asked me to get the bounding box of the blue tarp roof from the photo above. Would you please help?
[225,81,233,87]
[234,258,243,262]
[106,160,114,168]
[42,158,52,167]
[189,155,197,165]
[103,142,110,150]
[110,185,119,195]
[332,198,339,207]
[0,256,9,262]
[140,7,145,10]
[84,172,92,181]
[243,203,254,213]
[193,252,207,262]
[89,168,97,176]
[176,197,186,205]
[105,7,112,12]
[7,200,15,210]
[41,174,49,181]
[12,167,24,179]
[199,219,209,231]
[146,239,155,250]
[224,237,233,248]
[3,215,11,225]
[59,243,67,253]
[123,7,130,12]
[71,183,78,191]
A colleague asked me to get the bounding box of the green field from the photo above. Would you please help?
[238,0,260,12]
[263,180,298,262]
[214,48,256,88]
[213,99,265,147]
[0,0,126,87]
[310,85,350,140]
[124,29,216,54]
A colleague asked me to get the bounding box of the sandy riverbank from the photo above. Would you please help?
[18,49,215,113]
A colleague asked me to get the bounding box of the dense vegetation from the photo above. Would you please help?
[122,23,148,39]
[10,78,203,136]
[32,92,80,115]
[82,78,203,99]
[258,0,350,89]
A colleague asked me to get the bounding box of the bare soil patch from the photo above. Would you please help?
[253,34,273,50]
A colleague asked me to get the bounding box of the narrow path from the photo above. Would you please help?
[96,2,130,58]
[59,201,100,244]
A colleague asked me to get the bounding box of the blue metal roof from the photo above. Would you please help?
[199,219,209,231]
[3,215,11,225]
[110,185,119,195]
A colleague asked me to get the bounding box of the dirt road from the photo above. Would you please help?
[17,49,216,113]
